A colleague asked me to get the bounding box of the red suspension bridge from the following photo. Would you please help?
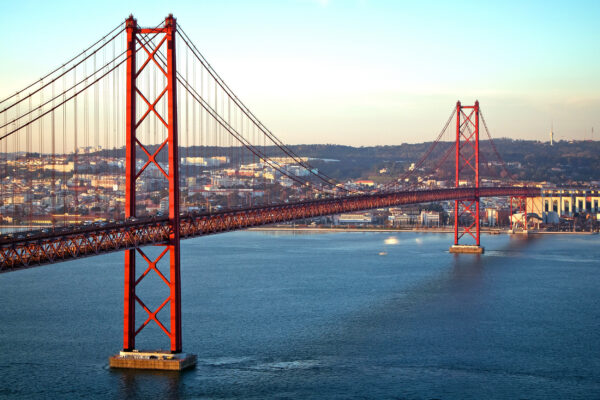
[0,15,538,369]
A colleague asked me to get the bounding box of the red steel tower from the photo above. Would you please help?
[110,15,195,370]
[450,101,484,254]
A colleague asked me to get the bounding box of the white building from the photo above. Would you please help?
[337,213,373,225]
[420,211,441,227]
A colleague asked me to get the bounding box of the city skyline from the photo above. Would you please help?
[1,0,599,146]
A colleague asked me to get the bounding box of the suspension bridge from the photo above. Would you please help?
[0,15,538,370]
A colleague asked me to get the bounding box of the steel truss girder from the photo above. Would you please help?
[0,222,169,270]
[1,186,539,272]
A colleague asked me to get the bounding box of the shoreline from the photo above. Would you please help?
[248,226,598,235]
[2,225,596,236]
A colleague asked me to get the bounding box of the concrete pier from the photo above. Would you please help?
[109,350,197,371]
[508,229,529,235]
[449,245,484,254]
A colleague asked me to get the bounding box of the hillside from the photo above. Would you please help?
[288,140,600,184]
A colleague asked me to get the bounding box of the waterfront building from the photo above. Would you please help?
[337,213,373,225]
[527,188,600,222]
[420,211,441,227]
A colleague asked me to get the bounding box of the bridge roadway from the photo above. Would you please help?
[0,186,539,272]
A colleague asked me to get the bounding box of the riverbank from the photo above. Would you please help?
[248,226,598,235]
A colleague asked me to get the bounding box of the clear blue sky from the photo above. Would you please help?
[1,0,599,145]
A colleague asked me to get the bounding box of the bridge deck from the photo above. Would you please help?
[0,186,539,272]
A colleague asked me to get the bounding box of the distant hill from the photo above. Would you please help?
[288,140,600,184]
[86,139,600,185]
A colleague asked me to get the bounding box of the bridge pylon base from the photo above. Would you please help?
[109,350,197,371]
[449,245,484,254]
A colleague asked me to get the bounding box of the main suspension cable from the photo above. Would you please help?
[480,110,511,180]
[381,107,455,190]
[0,27,162,142]
[0,21,124,107]
[176,24,349,191]
[178,77,321,190]
[139,32,329,193]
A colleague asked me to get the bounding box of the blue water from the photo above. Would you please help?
[0,231,599,399]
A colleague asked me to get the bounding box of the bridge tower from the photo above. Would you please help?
[109,15,196,370]
[449,101,484,254]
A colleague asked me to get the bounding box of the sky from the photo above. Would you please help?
[1,0,599,146]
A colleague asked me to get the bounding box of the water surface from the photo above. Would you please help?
[0,231,598,399]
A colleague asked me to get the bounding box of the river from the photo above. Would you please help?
[0,231,599,399]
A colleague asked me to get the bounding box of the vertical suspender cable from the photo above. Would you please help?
[94,52,99,158]
[73,66,78,225]
[14,95,18,226]
[62,69,67,226]
[185,43,190,211]
[27,96,32,227]
[51,79,56,228]
[38,82,43,226]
